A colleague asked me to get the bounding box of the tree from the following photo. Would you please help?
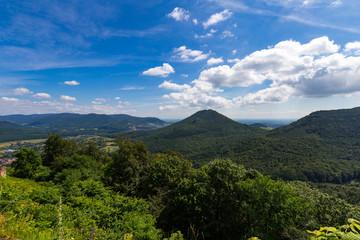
[42,133,77,168]
[12,147,42,178]
[106,136,154,195]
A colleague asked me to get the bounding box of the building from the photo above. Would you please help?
[0,166,6,178]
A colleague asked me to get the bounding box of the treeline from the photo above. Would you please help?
[232,136,360,184]
[1,134,360,239]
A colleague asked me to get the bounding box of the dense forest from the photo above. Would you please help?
[128,108,360,184]
[1,134,360,240]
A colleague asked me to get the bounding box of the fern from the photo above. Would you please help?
[308,219,360,239]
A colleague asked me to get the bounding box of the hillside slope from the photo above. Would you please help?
[126,109,266,166]
[232,107,360,183]
[0,120,47,142]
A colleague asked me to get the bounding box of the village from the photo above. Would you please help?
[0,149,16,167]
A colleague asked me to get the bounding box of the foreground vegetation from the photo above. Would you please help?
[1,133,360,239]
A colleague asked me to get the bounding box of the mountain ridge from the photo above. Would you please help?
[0,113,167,142]
[126,109,266,166]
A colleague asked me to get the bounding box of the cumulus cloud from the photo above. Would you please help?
[60,95,76,101]
[12,87,33,95]
[159,36,360,109]
[207,57,224,66]
[114,97,121,100]
[193,18,198,25]
[344,41,360,55]
[142,63,175,77]
[64,80,80,85]
[173,46,208,62]
[167,7,190,21]
[203,10,232,29]
[32,93,51,99]
[1,97,19,102]
[159,80,231,110]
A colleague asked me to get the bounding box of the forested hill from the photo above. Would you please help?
[269,107,360,139]
[126,109,266,166]
[0,120,47,142]
[233,106,360,183]
[0,113,167,140]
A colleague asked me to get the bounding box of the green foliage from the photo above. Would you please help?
[0,176,162,240]
[43,133,78,167]
[308,218,360,240]
[4,132,360,240]
[141,154,193,218]
[12,147,42,179]
[106,136,155,195]
[163,231,184,240]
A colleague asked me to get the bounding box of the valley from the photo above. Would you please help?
[2,107,360,239]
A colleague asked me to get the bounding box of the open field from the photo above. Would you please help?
[0,139,46,149]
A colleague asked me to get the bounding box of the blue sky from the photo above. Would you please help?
[1,0,360,119]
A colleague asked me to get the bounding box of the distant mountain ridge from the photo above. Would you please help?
[0,120,47,142]
[0,113,167,142]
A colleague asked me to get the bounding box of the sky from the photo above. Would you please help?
[1,0,360,119]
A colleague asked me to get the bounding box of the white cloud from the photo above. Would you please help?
[0,98,135,115]
[142,63,175,77]
[159,36,360,110]
[64,80,80,86]
[114,97,121,100]
[344,41,360,55]
[159,81,191,91]
[330,0,342,7]
[236,85,295,105]
[60,95,76,101]
[1,97,18,102]
[193,18,198,25]
[159,79,231,110]
[194,29,216,39]
[195,33,213,39]
[197,36,340,88]
[167,7,190,21]
[232,50,237,55]
[181,74,189,77]
[119,86,145,90]
[221,30,235,39]
[173,46,208,62]
[12,87,33,95]
[227,58,241,63]
[92,98,107,105]
[203,9,233,29]
[207,57,224,66]
[32,93,51,99]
